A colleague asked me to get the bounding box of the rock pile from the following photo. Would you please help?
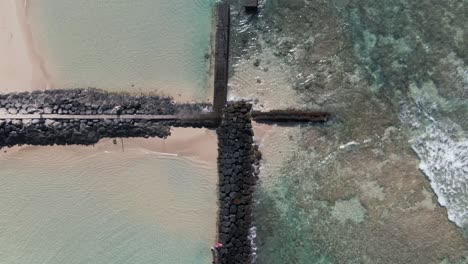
[0,90,262,264]
[0,89,219,148]
[0,118,172,148]
[0,89,210,116]
[0,117,219,149]
[217,102,260,264]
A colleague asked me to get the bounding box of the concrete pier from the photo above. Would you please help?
[213,2,230,115]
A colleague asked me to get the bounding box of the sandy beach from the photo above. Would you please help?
[1,127,218,164]
[0,0,50,93]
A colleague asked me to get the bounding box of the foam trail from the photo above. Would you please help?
[401,105,468,228]
[248,226,258,264]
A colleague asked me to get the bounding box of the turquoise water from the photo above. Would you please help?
[229,0,468,263]
[0,143,217,264]
[4,2,219,263]
[28,0,215,101]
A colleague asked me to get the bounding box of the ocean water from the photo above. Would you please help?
[229,0,468,263]
[0,140,217,264]
[27,0,215,102]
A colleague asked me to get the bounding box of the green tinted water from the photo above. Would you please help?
[28,0,215,101]
[3,2,218,263]
[0,142,217,264]
[229,0,468,263]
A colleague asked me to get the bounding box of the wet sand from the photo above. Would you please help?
[1,127,218,164]
[0,0,50,92]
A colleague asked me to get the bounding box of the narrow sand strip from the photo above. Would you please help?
[1,127,218,165]
[0,0,50,93]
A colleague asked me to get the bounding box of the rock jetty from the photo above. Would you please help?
[216,102,260,264]
[0,89,210,116]
[0,118,173,148]
[0,90,264,263]
[0,89,216,148]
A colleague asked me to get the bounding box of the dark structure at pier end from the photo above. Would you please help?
[243,0,259,13]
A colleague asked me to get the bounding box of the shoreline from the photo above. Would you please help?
[19,0,52,90]
[1,127,218,165]
[1,1,209,104]
[10,1,214,103]
[0,0,51,92]
[0,127,218,263]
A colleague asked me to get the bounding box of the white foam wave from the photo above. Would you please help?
[248,226,257,264]
[338,141,360,150]
[410,123,468,227]
[401,105,468,228]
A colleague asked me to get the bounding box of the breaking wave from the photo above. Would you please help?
[401,104,468,229]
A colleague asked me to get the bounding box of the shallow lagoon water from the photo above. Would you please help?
[2,1,218,262]
[28,0,215,101]
[229,0,468,262]
[0,140,217,264]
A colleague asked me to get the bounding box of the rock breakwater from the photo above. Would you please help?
[0,89,210,116]
[216,102,260,264]
[0,118,172,148]
[0,89,217,148]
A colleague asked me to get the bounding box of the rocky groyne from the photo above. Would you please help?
[0,118,221,149]
[216,102,259,264]
[0,89,218,148]
[0,118,171,147]
[0,89,210,116]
